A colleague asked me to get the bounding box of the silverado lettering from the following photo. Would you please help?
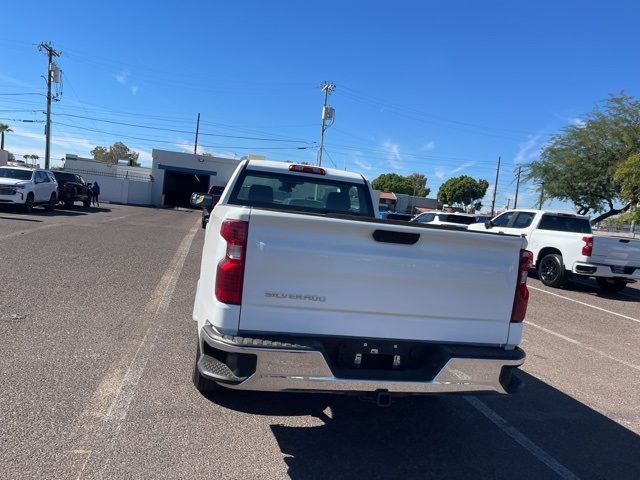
[265,292,327,302]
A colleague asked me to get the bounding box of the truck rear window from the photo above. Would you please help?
[538,214,591,233]
[53,172,75,182]
[228,170,375,217]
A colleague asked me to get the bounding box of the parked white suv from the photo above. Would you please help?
[411,211,477,229]
[0,166,58,213]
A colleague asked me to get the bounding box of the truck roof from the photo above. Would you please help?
[504,208,588,219]
[0,166,36,171]
[244,160,368,183]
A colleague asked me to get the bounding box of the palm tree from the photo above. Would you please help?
[22,154,29,165]
[30,154,40,167]
[0,123,12,150]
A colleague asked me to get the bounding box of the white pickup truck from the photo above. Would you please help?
[469,209,640,292]
[190,160,532,403]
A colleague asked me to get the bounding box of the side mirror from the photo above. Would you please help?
[484,220,493,229]
[191,192,213,208]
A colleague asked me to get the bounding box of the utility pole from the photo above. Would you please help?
[38,42,61,170]
[490,156,501,216]
[514,165,522,209]
[316,81,336,166]
[194,113,201,154]
[506,198,511,210]
[538,182,545,210]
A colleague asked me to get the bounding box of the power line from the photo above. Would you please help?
[52,113,315,143]
[53,121,314,151]
[0,93,46,96]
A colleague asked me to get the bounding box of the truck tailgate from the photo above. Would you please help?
[591,236,640,266]
[239,209,526,345]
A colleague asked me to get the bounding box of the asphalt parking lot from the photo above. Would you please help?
[1,204,639,479]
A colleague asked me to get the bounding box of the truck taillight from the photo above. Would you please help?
[582,236,593,256]
[215,220,248,305]
[511,250,533,323]
[289,164,326,175]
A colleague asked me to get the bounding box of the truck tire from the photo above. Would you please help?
[23,193,34,213]
[596,278,627,293]
[538,253,568,288]
[192,339,221,393]
[44,193,56,211]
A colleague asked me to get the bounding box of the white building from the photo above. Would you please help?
[64,155,154,205]
[150,149,241,207]
[62,149,250,207]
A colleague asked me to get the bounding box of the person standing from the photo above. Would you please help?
[91,181,101,206]
[86,183,93,206]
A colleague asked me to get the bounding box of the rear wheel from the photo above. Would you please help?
[596,277,627,293]
[192,339,221,393]
[44,193,56,211]
[23,193,34,213]
[538,254,568,288]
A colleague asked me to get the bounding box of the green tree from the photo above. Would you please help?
[29,154,40,166]
[91,141,141,166]
[437,175,489,213]
[614,152,640,221]
[525,93,640,223]
[406,173,430,197]
[371,172,430,196]
[0,123,12,150]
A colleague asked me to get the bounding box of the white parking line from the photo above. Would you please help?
[104,221,199,421]
[70,219,200,479]
[529,286,640,325]
[464,396,580,480]
[0,223,60,240]
[525,321,640,371]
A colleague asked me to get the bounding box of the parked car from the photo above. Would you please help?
[190,160,530,400]
[52,171,92,208]
[412,211,477,229]
[0,166,58,213]
[469,209,640,292]
[386,212,414,221]
[199,185,225,228]
[474,214,493,224]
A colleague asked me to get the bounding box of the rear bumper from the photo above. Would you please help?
[573,262,639,281]
[197,324,525,395]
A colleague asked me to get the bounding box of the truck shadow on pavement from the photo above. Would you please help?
[530,272,640,303]
[209,371,640,479]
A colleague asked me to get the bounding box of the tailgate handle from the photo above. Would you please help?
[372,229,420,245]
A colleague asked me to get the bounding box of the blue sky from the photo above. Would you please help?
[1,0,639,211]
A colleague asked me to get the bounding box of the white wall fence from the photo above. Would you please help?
[63,167,153,205]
